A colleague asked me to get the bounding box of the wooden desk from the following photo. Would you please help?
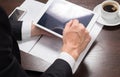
[0,0,120,77]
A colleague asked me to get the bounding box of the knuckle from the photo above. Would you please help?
[66,22,70,26]
[87,36,91,42]
[71,24,78,29]
[80,27,86,32]
[85,30,89,34]
[74,19,79,23]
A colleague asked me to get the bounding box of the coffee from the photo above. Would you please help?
[103,4,118,12]
[100,0,120,23]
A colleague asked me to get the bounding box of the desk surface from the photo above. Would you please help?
[0,0,120,77]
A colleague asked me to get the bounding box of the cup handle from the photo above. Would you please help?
[118,11,120,17]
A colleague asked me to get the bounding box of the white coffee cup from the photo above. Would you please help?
[100,0,120,21]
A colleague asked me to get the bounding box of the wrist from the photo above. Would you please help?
[31,24,41,37]
[62,44,80,60]
[22,21,31,40]
[58,52,75,70]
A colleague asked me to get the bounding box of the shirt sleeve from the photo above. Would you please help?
[58,52,75,70]
[21,21,32,40]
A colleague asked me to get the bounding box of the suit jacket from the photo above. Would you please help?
[0,7,73,77]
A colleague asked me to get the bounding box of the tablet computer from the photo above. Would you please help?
[34,0,99,38]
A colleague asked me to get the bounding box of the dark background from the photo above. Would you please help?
[0,0,120,77]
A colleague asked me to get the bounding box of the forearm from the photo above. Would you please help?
[9,20,22,40]
[0,7,29,77]
[41,59,73,77]
[9,17,33,40]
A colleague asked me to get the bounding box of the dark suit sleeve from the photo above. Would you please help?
[9,19,23,41]
[41,59,73,77]
[0,7,29,77]
[0,7,73,77]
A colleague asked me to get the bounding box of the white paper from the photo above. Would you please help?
[16,0,45,53]
[21,51,51,72]
[30,36,62,63]
[18,37,40,53]
[19,0,45,21]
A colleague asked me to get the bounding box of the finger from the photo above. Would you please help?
[84,31,91,43]
[77,23,86,38]
[79,31,91,51]
[82,36,91,51]
[79,23,86,31]
[63,20,73,33]
[65,20,73,29]
[71,19,79,28]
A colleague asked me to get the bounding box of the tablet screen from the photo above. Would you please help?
[37,1,94,35]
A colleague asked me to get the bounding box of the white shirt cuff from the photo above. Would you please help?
[22,21,32,40]
[58,52,75,70]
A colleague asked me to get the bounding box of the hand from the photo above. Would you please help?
[31,23,52,37]
[62,19,91,60]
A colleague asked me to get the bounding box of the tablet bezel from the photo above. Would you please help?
[34,0,99,38]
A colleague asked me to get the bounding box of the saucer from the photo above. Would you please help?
[93,4,120,26]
